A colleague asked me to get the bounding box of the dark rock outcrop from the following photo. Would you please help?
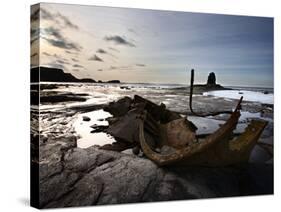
[107,80,120,83]
[40,93,87,103]
[104,96,132,117]
[207,72,216,85]
[79,78,97,83]
[39,91,88,104]
[96,80,121,83]
[82,116,91,121]
[31,66,96,83]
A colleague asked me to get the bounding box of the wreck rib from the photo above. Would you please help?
[139,97,266,166]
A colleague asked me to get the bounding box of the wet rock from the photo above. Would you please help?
[82,116,91,121]
[107,80,120,83]
[104,96,132,117]
[45,175,104,208]
[122,148,134,155]
[40,92,87,103]
[120,86,130,90]
[106,117,119,125]
[100,141,135,152]
[39,134,273,208]
[40,84,59,90]
[106,109,141,144]
[40,171,81,207]
[90,125,108,133]
[64,147,114,172]
[132,146,140,155]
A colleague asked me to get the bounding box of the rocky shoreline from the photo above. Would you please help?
[34,125,273,208]
[39,142,273,208]
[31,84,273,208]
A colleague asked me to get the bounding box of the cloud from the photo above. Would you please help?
[31,37,38,45]
[108,47,120,52]
[41,8,79,30]
[89,54,103,62]
[109,65,132,70]
[34,9,81,52]
[43,52,61,58]
[104,35,136,47]
[57,59,70,65]
[44,27,64,40]
[65,50,78,55]
[41,8,53,20]
[31,53,38,58]
[96,48,107,54]
[30,28,39,44]
[43,37,81,51]
[109,66,117,70]
[97,69,103,72]
[46,62,66,70]
[73,64,84,68]
[57,13,79,29]
[30,7,39,21]
[30,28,37,36]
[128,28,138,36]
[71,58,79,62]
[42,27,82,51]
[43,52,70,65]
[43,52,51,56]
[136,64,146,67]
[96,48,118,58]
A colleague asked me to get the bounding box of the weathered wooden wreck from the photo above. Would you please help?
[99,70,268,167]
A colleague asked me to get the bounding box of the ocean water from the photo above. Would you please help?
[39,82,189,112]
[203,90,274,104]
[40,82,273,111]
[39,82,273,149]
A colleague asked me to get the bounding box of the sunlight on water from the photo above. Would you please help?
[73,109,116,148]
[203,90,273,104]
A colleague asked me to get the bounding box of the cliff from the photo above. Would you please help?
[31,66,96,83]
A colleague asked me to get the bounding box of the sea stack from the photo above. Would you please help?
[207,72,216,86]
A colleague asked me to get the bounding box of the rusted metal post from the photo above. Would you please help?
[188,69,234,117]
[189,69,196,115]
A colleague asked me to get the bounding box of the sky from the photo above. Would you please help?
[31,3,273,87]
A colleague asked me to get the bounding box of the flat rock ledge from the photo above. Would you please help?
[39,135,273,208]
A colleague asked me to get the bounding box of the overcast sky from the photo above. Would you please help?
[31,3,273,87]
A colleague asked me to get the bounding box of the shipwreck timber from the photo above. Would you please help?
[100,94,268,167]
[138,97,268,166]
[99,70,268,167]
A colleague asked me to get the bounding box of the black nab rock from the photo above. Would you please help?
[207,72,216,85]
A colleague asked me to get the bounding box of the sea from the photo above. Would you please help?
[39,82,274,112]
[38,82,274,148]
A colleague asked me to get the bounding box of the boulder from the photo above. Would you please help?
[42,147,273,208]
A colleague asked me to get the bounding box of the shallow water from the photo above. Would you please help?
[73,109,116,148]
[203,90,273,104]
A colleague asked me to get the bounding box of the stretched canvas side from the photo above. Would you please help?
[30,3,40,209]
